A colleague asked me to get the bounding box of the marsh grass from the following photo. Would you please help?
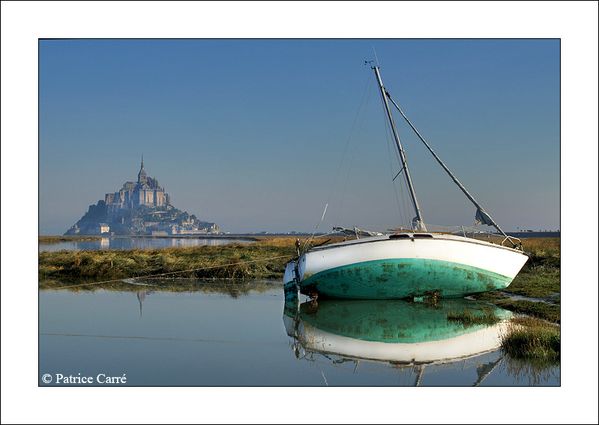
[470,237,560,322]
[446,310,500,327]
[497,237,561,302]
[501,317,560,363]
[37,236,350,283]
[38,240,297,282]
[505,267,560,299]
[496,299,560,324]
[521,237,560,266]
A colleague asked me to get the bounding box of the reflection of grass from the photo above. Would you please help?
[447,310,500,327]
[473,294,560,324]
[501,317,560,363]
[503,356,560,385]
[39,278,280,297]
[496,300,560,324]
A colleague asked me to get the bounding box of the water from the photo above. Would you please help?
[39,282,560,386]
[39,236,251,252]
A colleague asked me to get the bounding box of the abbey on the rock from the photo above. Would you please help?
[65,157,219,236]
[104,156,171,211]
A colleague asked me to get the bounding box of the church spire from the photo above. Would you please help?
[137,154,147,184]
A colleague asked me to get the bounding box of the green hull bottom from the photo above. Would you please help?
[299,258,512,299]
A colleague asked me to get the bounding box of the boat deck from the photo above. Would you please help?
[309,232,523,254]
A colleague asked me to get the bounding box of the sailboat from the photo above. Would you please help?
[284,64,528,300]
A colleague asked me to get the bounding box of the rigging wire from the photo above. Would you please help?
[336,75,374,227]
[301,74,373,251]
[384,91,520,247]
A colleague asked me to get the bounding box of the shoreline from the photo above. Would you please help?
[39,237,560,322]
[38,234,260,244]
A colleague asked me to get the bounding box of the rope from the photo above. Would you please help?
[48,255,292,290]
[302,75,373,253]
[337,75,373,227]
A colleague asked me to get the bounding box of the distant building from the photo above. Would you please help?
[105,156,170,212]
[65,156,219,236]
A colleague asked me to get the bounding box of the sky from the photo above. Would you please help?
[39,39,559,234]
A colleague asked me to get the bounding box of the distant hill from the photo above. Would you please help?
[65,157,219,236]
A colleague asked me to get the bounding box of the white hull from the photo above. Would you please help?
[300,234,526,281]
[286,233,528,299]
[295,319,510,364]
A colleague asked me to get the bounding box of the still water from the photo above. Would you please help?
[39,282,560,386]
[39,237,251,252]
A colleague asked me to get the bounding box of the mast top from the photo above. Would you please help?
[372,65,427,232]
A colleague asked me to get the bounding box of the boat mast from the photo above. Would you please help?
[384,93,519,248]
[372,65,426,232]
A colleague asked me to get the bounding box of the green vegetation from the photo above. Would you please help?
[501,317,560,364]
[473,290,559,324]
[39,240,297,284]
[38,236,348,286]
[496,299,560,324]
[505,268,560,300]
[521,237,560,267]
[495,238,561,361]
[472,237,560,323]
[504,237,560,299]
[446,310,500,327]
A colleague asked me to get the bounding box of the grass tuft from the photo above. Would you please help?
[447,310,500,327]
[501,317,560,363]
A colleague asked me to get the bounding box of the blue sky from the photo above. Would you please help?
[39,39,559,234]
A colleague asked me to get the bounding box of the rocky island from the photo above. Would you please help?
[65,157,219,236]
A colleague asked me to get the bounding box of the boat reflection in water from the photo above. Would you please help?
[283,297,512,370]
